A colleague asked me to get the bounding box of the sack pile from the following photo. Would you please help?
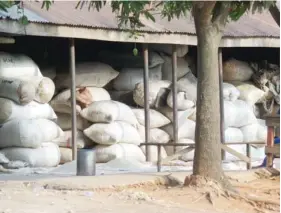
[81,100,146,163]
[51,62,120,164]
[0,52,62,168]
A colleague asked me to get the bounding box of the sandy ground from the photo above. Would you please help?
[0,170,279,213]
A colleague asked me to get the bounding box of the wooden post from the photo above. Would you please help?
[69,38,77,161]
[143,44,151,162]
[246,144,252,170]
[171,45,178,154]
[266,126,275,167]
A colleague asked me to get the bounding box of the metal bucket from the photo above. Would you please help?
[77,149,96,176]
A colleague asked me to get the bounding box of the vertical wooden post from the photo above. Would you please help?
[266,126,275,167]
[157,145,161,172]
[246,144,252,170]
[172,45,178,154]
[143,44,151,162]
[218,48,225,161]
[69,38,77,161]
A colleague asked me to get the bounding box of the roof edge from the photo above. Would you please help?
[0,19,279,47]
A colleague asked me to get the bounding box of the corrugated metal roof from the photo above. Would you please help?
[0,1,280,38]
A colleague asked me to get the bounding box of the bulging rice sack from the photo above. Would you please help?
[0,98,57,124]
[80,100,138,127]
[84,121,142,145]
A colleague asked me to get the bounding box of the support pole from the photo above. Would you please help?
[143,44,151,162]
[172,45,178,154]
[70,38,77,161]
[218,48,225,160]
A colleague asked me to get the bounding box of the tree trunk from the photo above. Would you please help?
[192,5,224,182]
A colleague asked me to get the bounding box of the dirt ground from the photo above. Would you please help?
[0,171,279,213]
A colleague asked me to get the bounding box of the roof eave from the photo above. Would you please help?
[0,20,279,48]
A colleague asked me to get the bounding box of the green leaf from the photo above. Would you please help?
[19,15,29,25]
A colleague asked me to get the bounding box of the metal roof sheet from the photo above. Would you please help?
[0,1,280,38]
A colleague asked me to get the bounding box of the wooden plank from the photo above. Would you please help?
[221,144,251,163]
[265,116,280,127]
[161,147,194,163]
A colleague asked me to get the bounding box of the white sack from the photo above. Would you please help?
[133,80,171,107]
[166,91,195,110]
[80,100,138,127]
[224,128,244,143]
[84,121,142,145]
[95,143,145,163]
[223,83,240,102]
[113,64,162,91]
[224,100,257,128]
[240,119,267,144]
[56,112,91,131]
[0,98,57,124]
[28,76,55,104]
[177,72,197,102]
[188,109,196,121]
[161,56,191,81]
[159,106,196,122]
[0,52,42,78]
[137,125,171,144]
[223,58,253,81]
[230,81,265,105]
[52,130,92,148]
[55,62,119,90]
[50,87,111,114]
[132,108,170,128]
[162,119,195,140]
[59,147,72,164]
[150,44,188,57]
[0,77,35,105]
[0,142,60,167]
[0,119,64,148]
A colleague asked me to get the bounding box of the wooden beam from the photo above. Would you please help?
[221,144,251,163]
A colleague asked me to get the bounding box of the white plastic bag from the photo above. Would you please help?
[177,72,197,102]
[161,56,191,81]
[59,147,72,164]
[0,98,57,124]
[84,121,142,145]
[55,62,119,90]
[113,65,162,91]
[80,100,138,127]
[56,112,91,131]
[224,128,244,143]
[223,82,240,102]
[224,100,257,128]
[165,138,195,162]
[132,108,170,128]
[0,52,42,78]
[159,106,196,122]
[0,77,35,105]
[166,91,195,110]
[133,80,171,107]
[223,58,253,81]
[137,125,170,144]
[0,142,60,167]
[0,119,64,148]
[95,143,146,163]
[162,119,195,140]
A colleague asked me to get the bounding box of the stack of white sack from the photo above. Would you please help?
[131,108,171,162]
[0,52,62,168]
[108,51,164,106]
[52,62,120,164]
[80,100,145,163]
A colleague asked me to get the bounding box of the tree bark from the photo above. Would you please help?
[192,2,224,182]
[269,5,280,27]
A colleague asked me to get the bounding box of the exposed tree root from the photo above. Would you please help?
[184,174,280,213]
